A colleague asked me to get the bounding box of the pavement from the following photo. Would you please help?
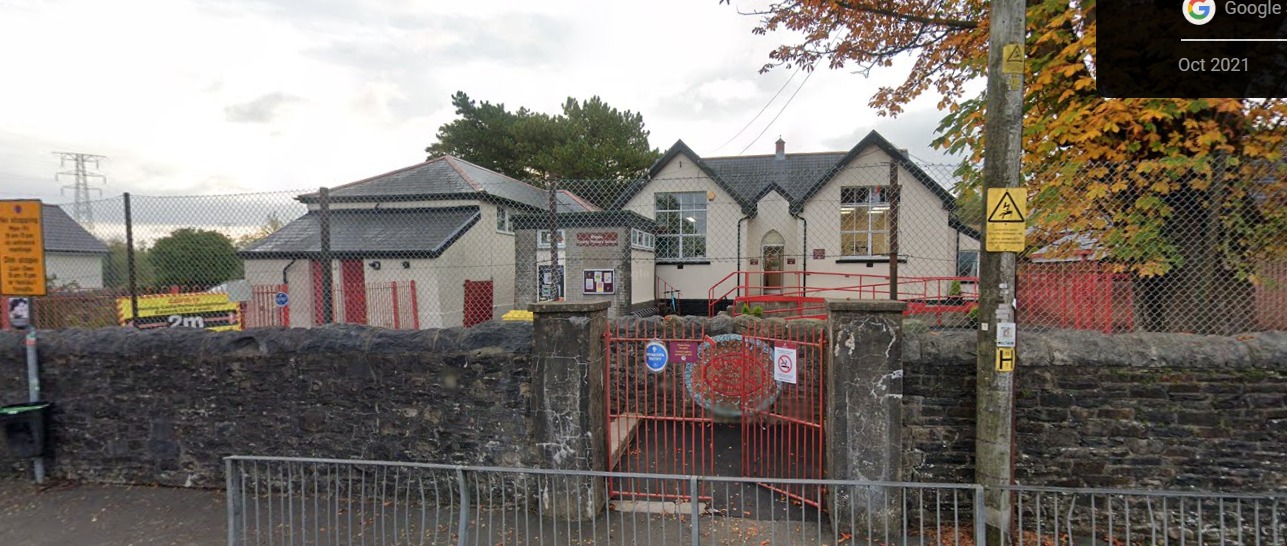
[0,477,843,545]
[0,479,225,546]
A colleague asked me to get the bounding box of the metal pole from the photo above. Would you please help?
[547,180,561,300]
[24,326,44,483]
[977,0,1025,542]
[124,192,138,323]
[318,187,334,324]
[888,161,900,300]
[226,458,244,546]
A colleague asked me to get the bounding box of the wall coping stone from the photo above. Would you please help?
[903,328,1286,369]
[828,300,908,313]
[530,301,612,313]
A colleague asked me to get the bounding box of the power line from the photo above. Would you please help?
[711,67,801,154]
[53,151,107,229]
[736,68,815,155]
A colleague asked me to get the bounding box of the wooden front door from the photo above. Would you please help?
[762,244,784,290]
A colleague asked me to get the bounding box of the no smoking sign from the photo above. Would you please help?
[772,343,797,384]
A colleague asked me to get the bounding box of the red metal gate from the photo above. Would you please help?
[738,321,826,508]
[605,319,825,508]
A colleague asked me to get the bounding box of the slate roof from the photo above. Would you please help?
[238,206,480,259]
[296,155,597,213]
[703,152,847,205]
[43,205,108,255]
[610,130,976,239]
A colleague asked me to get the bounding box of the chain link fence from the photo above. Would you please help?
[5,154,1283,335]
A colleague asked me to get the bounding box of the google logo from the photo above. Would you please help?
[1184,0,1216,24]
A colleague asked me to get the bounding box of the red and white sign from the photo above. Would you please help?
[575,232,619,247]
[772,343,797,384]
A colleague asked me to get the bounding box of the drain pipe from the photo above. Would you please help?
[736,215,749,300]
[792,210,807,294]
[281,259,297,285]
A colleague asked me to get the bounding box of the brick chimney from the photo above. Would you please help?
[775,137,785,160]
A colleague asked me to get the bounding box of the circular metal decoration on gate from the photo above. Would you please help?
[684,334,780,419]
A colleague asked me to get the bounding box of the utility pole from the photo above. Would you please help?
[976,0,1025,543]
[53,152,107,230]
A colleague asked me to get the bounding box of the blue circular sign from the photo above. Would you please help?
[274,292,289,307]
[644,340,668,373]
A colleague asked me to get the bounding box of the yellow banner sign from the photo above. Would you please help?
[986,188,1028,252]
[118,293,243,331]
[0,200,47,297]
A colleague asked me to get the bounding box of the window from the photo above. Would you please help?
[655,192,706,260]
[840,186,889,257]
[496,207,513,233]
[631,229,655,250]
[537,229,566,249]
[957,250,980,278]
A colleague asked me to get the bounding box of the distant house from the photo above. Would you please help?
[239,155,597,329]
[42,204,109,290]
[612,131,979,314]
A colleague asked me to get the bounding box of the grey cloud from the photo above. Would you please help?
[304,13,572,120]
[651,61,796,121]
[823,109,962,163]
[310,13,572,71]
[224,93,301,124]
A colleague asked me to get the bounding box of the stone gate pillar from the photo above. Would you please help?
[825,300,906,531]
[530,301,610,519]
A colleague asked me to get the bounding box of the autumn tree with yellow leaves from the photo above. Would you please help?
[732,0,1285,333]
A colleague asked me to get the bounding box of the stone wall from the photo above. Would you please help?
[2,313,1282,493]
[902,329,1287,490]
[0,322,537,487]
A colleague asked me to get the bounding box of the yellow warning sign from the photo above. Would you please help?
[117,292,243,331]
[996,347,1015,372]
[0,200,47,297]
[1002,44,1024,75]
[986,188,1027,252]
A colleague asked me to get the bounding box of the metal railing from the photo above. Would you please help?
[1004,485,1285,546]
[225,456,984,545]
[226,456,1287,545]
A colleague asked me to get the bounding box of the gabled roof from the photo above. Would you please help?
[238,206,480,259]
[797,131,957,214]
[296,155,596,213]
[610,131,977,239]
[704,151,847,209]
[613,140,754,213]
[43,205,108,255]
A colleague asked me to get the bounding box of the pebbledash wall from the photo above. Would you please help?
[0,316,1283,491]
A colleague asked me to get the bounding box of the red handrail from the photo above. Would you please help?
[709,270,981,319]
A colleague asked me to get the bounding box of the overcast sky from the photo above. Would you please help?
[0,0,965,206]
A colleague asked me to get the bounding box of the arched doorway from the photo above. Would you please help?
[760,230,785,294]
